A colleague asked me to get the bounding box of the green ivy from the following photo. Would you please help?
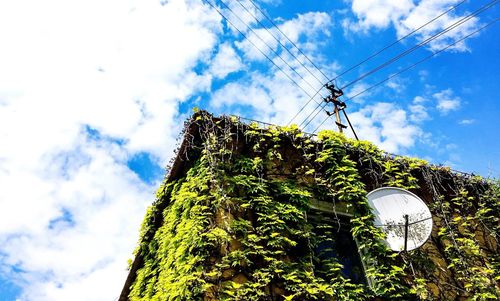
[126,112,499,301]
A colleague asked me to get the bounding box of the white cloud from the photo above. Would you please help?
[459,119,475,125]
[434,88,461,113]
[2,136,152,298]
[413,95,429,104]
[222,0,263,35]
[236,11,331,75]
[0,6,338,299]
[397,0,480,52]
[0,129,154,301]
[211,80,272,111]
[278,11,332,46]
[385,76,406,93]
[348,102,421,153]
[409,104,430,122]
[409,95,430,122]
[211,11,334,128]
[0,0,221,300]
[345,82,371,103]
[349,0,414,31]
[210,71,321,129]
[209,43,245,79]
[418,69,429,81]
[344,0,482,52]
[0,4,338,299]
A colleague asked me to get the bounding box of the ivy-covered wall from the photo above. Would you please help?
[121,111,499,301]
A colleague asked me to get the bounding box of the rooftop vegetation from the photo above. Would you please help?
[124,111,499,301]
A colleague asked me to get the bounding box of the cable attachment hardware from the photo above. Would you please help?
[323,83,348,133]
[325,83,344,98]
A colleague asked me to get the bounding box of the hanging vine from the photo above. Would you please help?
[126,111,499,301]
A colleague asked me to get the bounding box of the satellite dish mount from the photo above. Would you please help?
[367,187,433,252]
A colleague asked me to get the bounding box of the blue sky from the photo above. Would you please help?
[0,0,498,300]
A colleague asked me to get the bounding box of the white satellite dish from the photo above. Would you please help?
[367,187,433,252]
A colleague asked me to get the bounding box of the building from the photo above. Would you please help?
[120,111,499,300]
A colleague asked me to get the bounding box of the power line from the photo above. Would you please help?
[207,0,326,128]
[340,0,498,91]
[287,87,324,126]
[203,0,315,98]
[235,0,325,86]
[306,95,360,140]
[314,17,498,136]
[246,0,331,127]
[235,0,331,126]
[298,99,326,128]
[298,91,354,130]
[312,109,332,134]
[218,0,321,94]
[246,0,330,82]
[326,0,468,84]
[300,101,328,130]
[303,0,497,133]
[348,17,499,101]
[289,0,468,126]
[310,106,359,139]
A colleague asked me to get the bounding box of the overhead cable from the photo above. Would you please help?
[314,17,499,135]
[291,0,468,126]
[218,0,321,94]
[299,92,355,130]
[235,0,325,86]
[340,0,498,90]
[305,0,496,132]
[246,0,331,127]
[348,17,499,101]
[326,0,468,84]
[246,0,330,82]
[287,88,324,126]
[311,109,332,134]
[300,101,328,130]
[203,0,315,99]
[298,99,326,129]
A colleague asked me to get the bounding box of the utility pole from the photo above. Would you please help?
[324,84,347,133]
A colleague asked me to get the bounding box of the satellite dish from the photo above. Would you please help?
[367,187,433,252]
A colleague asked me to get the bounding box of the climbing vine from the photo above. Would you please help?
[126,111,499,301]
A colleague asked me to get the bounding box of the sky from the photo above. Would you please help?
[0,0,498,300]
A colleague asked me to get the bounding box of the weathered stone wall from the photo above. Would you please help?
[122,112,499,301]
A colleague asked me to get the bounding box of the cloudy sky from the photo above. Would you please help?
[0,0,498,300]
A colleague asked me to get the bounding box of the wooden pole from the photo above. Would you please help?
[334,105,343,133]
